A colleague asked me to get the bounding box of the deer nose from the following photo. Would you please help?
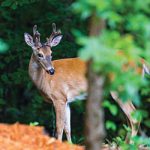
[49,68,55,75]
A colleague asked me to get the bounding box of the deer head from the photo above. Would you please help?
[24,23,63,75]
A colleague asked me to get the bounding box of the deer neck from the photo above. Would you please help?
[28,54,48,91]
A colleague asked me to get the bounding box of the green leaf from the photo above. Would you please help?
[132,136,150,146]
[102,100,118,116]
[0,39,9,53]
[11,3,17,9]
[106,120,116,131]
[131,110,148,122]
[123,124,131,132]
[144,119,150,128]
[29,122,39,126]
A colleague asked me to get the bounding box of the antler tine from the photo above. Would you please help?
[33,25,37,36]
[52,23,56,33]
[57,29,61,34]
[33,25,41,47]
[45,23,62,46]
[50,23,61,38]
[52,23,61,34]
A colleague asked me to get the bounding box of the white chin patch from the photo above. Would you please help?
[67,93,87,103]
[32,62,39,70]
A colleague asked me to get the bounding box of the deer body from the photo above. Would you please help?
[28,52,87,141]
[24,23,148,143]
[29,56,87,104]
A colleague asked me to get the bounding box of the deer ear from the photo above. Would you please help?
[24,33,34,47]
[50,35,62,47]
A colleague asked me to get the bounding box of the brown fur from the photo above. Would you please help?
[28,53,87,141]
[29,56,87,104]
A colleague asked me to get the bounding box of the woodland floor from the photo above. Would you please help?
[0,123,112,150]
[0,123,83,150]
[0,123,148,150]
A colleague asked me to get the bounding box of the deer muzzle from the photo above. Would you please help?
[48,68,55,75]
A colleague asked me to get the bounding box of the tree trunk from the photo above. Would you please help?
[85,14,106,150]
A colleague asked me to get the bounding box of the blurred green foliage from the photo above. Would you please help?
[73,0,150,147]
[73,0,150,104]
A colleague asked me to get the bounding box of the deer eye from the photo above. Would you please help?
[37,53,43,58]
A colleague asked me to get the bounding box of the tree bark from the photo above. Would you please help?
[85,14,106,150]
[85,65,105,150]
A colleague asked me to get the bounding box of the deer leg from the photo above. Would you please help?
[111,92,140,138]
[64,103,72,143]
[54,101,66,141]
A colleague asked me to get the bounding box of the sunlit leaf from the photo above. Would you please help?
[0,39,9,53]
[106,120,116,131]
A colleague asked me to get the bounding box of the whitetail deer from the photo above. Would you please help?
[24,23,148,142]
